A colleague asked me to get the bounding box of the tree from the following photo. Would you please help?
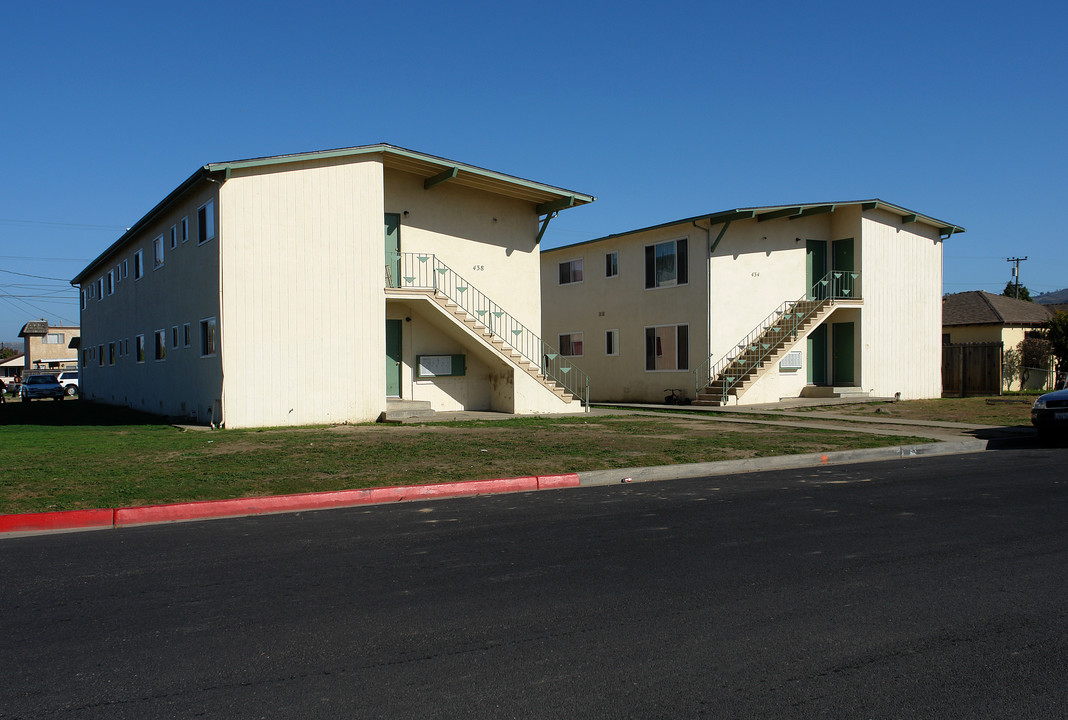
[1003,346,1022,391]
[0,345,16,360]
[1045,311,1068,378]
[1003,281,1032,301]
[1019,336,1052,388]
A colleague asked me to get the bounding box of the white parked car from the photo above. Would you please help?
[57,370,79,396]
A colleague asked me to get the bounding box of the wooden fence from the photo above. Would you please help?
[942,342,1002,397]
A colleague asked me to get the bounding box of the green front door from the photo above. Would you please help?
[807,324,828,385]
[386,319,402,397]
[384,213,401,287]
[832,322,855,385]
[806,240,828,299]
[832,238,855,298]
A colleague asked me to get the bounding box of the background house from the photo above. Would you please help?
[542,200,963,406]
[942,291,1054,391]
[72,144,594,427]
[18,321,79,373]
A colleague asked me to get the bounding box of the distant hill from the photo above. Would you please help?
[1034,288,1068,305]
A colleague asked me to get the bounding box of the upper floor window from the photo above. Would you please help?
[134,250,144,280]
[181,217,189,243]
[558,258,583,285]
[135,334,145,363]
[106,270,114,295]
[96,278,103,300]
[605,252,618,278]
[170,224,178,250]
[200,317,218,356]
[154,330,166,361]
[153,236,164,268]
[43,333,65,344]
[645,238,688,289]
[198,200,215,244]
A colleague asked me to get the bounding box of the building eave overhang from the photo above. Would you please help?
[542,199,964,254]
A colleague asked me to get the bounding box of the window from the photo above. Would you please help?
[106,270,114,295]
[200,317,217,356]
[645,238,688,289]
[645,324,689,371]
[81,290,87,310]
[134,250,143,280]
[154,330,166,361]
[43,333,64,344]
[153,235,164,268]
[83,349,90,366]
[606,329,619,356]
[96,278,102,300]
[198,200,215,244]
[98,345,104,367]
[558,258,583,285]
[170,224,178,249]
[605,252,618,278]
[559,332,584,357]
[181,217,189,243]
[120,259,128,280]
[171,326,179,349]
[183,323,191,347]
[108,343,116,365]
[135,335,145,363]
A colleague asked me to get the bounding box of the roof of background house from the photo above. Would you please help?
[18,321,49,337]
[73,143,596,285]
[943,291,1053,326]
[542,199,964,253]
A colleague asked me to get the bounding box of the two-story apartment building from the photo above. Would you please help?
[542,200,964,405]
[18,321,79,372]
[72,144,594,428]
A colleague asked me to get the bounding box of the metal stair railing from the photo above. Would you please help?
[386,252,590,408]
[694,270,861,403]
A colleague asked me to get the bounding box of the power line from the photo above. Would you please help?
[0,268,72,282]
[0,218,127,231]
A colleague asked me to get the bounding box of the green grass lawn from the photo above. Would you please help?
[1,401,934,514]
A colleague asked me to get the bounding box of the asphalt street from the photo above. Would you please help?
[1,448,1066,719]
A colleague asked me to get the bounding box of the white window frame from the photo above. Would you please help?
[198,200,216,244]
[644,323,689,372]
[135,335,145,363]
[605,329,619,357]
[181,216,189,243]
[170,224,178,250]
[200,317,218,357]
[183,323,191,348]
[644,238,688,290]
[98,345,104,367]
[96,278,102,300]
[558,258,583,285]
[171,325,179,349]
[154,330,166,361]
[106,270,114,295]
[120,259,128,280]
[134,250,144,280]
[605,252,619,279]
[558,331,584,357]
[153,235,164,269]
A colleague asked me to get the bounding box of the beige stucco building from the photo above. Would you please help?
[72,144,594,428]
[541,200,964,405]
[18,321,79,372]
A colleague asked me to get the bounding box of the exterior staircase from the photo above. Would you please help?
[385,253,588,409]
[694,270,861,407]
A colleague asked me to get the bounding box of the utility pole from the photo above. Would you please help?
[1007,256,1027,299]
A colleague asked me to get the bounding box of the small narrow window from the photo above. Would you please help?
[81,290,87,310]
[198,200,215,244]
[135,335,145,363]
[183,323,191,348]
[134,250,144,280]
[559,332,584,357]
[606,329,619,356]
[120,259,128,280]
[170,224,178,249]
[171,326,179,349]
[153,236,164,268]
[107,270,114,295]
[200,317,217,356]
[154,330,166,361]
[181,217,189,243]
[605,252,618,278]
[98,345,104,367]
[108,343,116,365]
[96,278,102,300]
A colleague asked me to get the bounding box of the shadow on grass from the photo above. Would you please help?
[0,399,174,427]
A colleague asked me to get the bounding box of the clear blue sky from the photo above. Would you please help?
[2,0,1065,344]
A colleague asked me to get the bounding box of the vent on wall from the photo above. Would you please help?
[779,351,803,371]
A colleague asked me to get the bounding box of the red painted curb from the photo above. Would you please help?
[3,473,577,534]
[0,508,114,534]
[536,473,581,489]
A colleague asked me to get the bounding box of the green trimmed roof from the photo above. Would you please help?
[543,199,965,254]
